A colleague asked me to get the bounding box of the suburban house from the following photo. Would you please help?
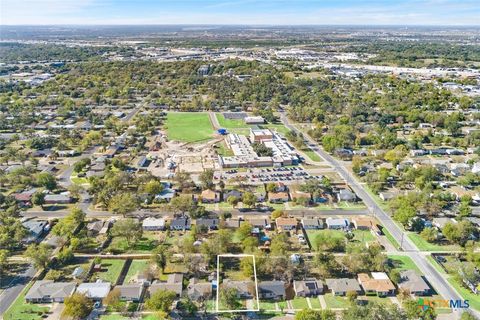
[357,272,396,297]
[352,217,376,230]
[258,281,286,300]
[25,281,76,303]
[200,189,221,203]
[246,218,272,230]
[326,218,350,230]
[398,270,431,296]
[87,220,111,236]
[293,279,324,297]
[155,188,176,202]
[224,189,242,200]
[268,191,289,203]
[142,217,165,231]
[326,278,362,296]
[77,282,111,300]
[22,219,49,243]
[150,273,184,297]
[170,217,191,231]
[187,278,212,301]
[337,189,356,202]
[196,218,220,231]
[116,284,144,302]
[225,218,241,229]
[44,194,72,204]
[222,280,255,299]
[275,217,298,231]
[301,218,323,230]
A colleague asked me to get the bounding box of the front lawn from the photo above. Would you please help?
[324,293,350,309]
[291,297,309,309]
[165,112,213,143]
[306,229,345,252]
[407,233,460,252]
[352,229,376,243]
[93,259,125,284]
[387,255,422,274]
[259,300,277,311]
[309,297,322,309]
[3,282,50,320]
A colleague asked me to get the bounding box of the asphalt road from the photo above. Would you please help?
[280,113,475,318]
[0,265,36,315]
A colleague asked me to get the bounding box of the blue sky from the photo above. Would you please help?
[1,0,479,25]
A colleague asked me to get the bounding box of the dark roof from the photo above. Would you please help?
[259,281,285,297]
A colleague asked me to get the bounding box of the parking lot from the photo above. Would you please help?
[214,166,319,184]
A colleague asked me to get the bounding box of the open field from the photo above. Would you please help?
[165,112,213,142]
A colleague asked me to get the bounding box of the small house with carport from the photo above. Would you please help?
[293,278,324,297]
[301,218,323,230]
[326,278,361,296]
[258,281,286,300]
[116,284,144,302]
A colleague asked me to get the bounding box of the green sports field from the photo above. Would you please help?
[165,112,214,142]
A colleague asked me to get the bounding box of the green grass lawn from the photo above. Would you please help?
[447,277,480,312]
[124,260,150,284]
[407,233,460,252]
[99,315,129,320]
[362,295,393,305]
[107,233,157,254]
[324,293,350,309]
[309,297,322,309]
[301,148,322,162]
[291,297,309,309]
[216,141,234,156]
[216,113,248,128]
[94,259,125,284]
[352,230,376,243]
[165,112,213,142]
[3,282,50,320]
[71,176,89,184]
[306,229,349,251]
[380,226,400,249]
[387,255,422,274]
[259,300,277,311]
[261,124,290,135]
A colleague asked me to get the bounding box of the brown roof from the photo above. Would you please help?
[201,189,219,200]
[358,273,395,293]
[353,217,375,228]
[275,217,298,227]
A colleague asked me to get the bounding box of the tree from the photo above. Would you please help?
[110,218,143,246]
[270,233,289,256]
[242,236,259,253]
[25,243,52,269]
[145,290,177,313]
[443,220,476,246]
[343,302,405,320]
[36,172,57,190]
[420,227,438,243]
[62,293,93,320]
[0,249,8,277]
[295,309,335,320]
[199,169,214,190]
[31,192,45,208]
[461,312,477,320]
[271,209,284,219]
[403,298,436,320]
[52,207,85,240]
[219,287,240,309]
[108,192,139,217]
[227,195,239,209]
[346,290,358,303]
[169,194,195,215]
[458,200,472,218]
[179,297,198,315]
[242,191,256,208]
[236,221,253,242]
[103,288,122,311]
[151,245,170,273]
[143,180,163,195]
